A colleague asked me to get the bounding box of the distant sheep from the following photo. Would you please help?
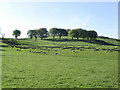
[55,49,58,51]
[11,45,14,48]
[55,53,58,55]
[42,52,46,54]
[114,46,118,49]
[93,49,99,51]
[102,48,106,51]
[80,49,85,51]
[16,49,21,51]
[29,50,32,52]
[76,48,79,50]
[72,50,75,52]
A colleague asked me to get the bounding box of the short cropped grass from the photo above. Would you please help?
[1,37,119,88]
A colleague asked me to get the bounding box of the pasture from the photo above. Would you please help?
[1,37,119,88]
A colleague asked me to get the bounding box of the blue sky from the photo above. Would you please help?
[0,2,118,39]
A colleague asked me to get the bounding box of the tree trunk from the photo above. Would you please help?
[53,35,55,39]
[77,37,78,40]
[87,37,90,41]
[59,36,61,39]
[83,37,84,40]
[35,36,37,39]
[15,36,17,39]
[30,36,33,39]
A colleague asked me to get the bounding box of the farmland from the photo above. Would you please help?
[1,37,119,88]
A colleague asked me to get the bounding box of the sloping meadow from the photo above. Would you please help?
[1,38,119,88]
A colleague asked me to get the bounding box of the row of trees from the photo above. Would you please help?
[27,28,48,40]
[12,28,98,40]
[69,28,98,40]
[49,28,68,39]
[27,28,68,40]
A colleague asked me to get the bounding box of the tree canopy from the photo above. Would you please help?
[69,29,79,40]
[12,29,21,39]
[69,28,98,40]
[22,27,98,41]
[27,30,37,39]
[49,28,68,39]
[49,28,58,39]
[87,30,98,40]
[57,28,68,39]
[79,29,87,40]
[37,28,48,40]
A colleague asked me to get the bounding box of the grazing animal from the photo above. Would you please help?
[80,49,85,51]
[11,45,14,48]
[29,50,32,52]
[36,51,40,53]
[55,53,58,55]
[70,47,75,50]
[80,49,82,51]
[93,49,99,51]
[33,51,36,53]
[76,48,79,50]
[102,48,106,51]
[72,50,75,52]
[47,49,50,51]
[55,49,58,51]
[114,46,118,49]
[42,52,46,54]
[109,50,112,53]
[82,49,85,51]
[107,49,113,53]
[16,49,21,51]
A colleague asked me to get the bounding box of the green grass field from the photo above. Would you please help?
[1,37,119,88]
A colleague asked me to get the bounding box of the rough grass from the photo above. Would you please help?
[1,37,119,88]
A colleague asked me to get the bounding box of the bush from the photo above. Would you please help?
[2,38,17,46]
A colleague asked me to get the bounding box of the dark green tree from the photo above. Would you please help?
[37,28,48,40]
[57,28,68,39]
[27,30,37,39]
[69,29,79,40]
[49,28,58,39]
[79,29,87,40]
[27,30,34,39]
[87,30,98,40]
[66,29,71,36]
[12,29,21,39]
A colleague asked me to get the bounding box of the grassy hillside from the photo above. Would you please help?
[1,37,119,88]
[11,37,118,47]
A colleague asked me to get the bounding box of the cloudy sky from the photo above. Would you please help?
[0,1,118,39]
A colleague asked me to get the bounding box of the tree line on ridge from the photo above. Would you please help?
[12,27,98,40]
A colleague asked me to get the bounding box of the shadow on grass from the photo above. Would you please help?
[16,43,30,45]
[0,45,8,47]
[87,40,117,46]
[44,39,117,46]
[44,39,83,42]
[18,38,29,40]
[0,49,6,51]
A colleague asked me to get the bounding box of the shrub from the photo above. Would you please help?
[2,38,17,46]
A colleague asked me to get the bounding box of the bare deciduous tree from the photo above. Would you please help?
[0,27,5,38]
